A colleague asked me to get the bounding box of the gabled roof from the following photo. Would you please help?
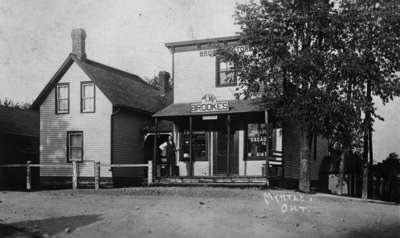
[31,54,168,114]
[0,106,39,137]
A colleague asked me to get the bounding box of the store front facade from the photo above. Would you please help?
[153,97,284,182]
[152,36,328,185]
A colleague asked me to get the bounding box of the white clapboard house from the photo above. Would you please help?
[31,29,171,187]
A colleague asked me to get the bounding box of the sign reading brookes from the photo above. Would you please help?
[190,94,229,113]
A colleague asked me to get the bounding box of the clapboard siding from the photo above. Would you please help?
[282,120,301,179]
[193,161,209,176]
[282,120,329,180]
[245,161,265,176]
[174,50,237,103]
[311,136,329,180]
[40,63,112,177]
[112,110,150,177]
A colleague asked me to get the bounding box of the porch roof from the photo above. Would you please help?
[153,98,273,118]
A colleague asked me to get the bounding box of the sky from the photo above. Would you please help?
[0,0,246,103]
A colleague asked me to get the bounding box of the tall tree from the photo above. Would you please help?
[222,0,400,194]
[219,0,338,192]
[330,0,400,198]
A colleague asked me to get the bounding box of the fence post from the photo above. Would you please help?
[148,160,153,186]
[26,161,31,191]
[72,161,78,190]
[94,162,100,190]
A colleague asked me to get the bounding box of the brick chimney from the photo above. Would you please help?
[158,71,170,97]
[71,28,86,60]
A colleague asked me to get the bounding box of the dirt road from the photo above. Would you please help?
[0,187,399,238]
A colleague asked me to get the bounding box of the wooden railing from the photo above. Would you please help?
[0,160,153,190]
[263,151,283,178]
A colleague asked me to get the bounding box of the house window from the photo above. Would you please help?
[67,131,83,162]
[247,123,268,160]
[181,131,208,161]
[81,82,95,112]
[55,83,69,114]
[216,58,237,87]
[247,124,283,161]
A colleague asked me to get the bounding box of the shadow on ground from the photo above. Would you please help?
[0,214,102,238]
[346,222,400,238]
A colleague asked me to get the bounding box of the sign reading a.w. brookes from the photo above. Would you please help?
[190,94,229,113]
[199,45,252,57]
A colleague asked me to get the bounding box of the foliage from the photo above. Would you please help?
[328,0,400,146]
[374,153,400,180]
[146,73,173,91]
[219,0,400,153]
[0,97,31,110]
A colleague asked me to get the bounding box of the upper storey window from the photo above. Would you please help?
[81,82,95,113]
[216,58,237,87]
[55,83,69,114]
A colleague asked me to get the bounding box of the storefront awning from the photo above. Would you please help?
[153,98,273,118]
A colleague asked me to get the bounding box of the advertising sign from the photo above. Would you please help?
[190,94,229,113]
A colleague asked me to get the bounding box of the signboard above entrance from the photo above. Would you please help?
[199,45,252,57]
[190,94,229,113]
[202,115,218,120]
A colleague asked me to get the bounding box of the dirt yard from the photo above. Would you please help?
[0,187,399,238]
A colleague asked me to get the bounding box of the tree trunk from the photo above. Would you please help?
[368,127,374,198]
[299,129,312,193]
[337,149,348,195]
[361,131,371,199]
[361,116,371,199]
[362,79,372,199]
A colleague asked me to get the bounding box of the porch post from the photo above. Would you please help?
[265,110,270,180]
[26,161,31,191]
[153,118,158,178]
[244,119,248,176]
[72,161,78,190]
[226,114,231,176]
[189,116,193,177]
[207,121,212,176]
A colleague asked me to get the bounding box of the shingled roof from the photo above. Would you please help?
[31,54,169,114]
[0,106,39,137]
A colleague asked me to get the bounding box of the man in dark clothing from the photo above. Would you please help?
[159,135,176,176]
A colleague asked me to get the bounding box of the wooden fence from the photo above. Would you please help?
[0,160,153,190]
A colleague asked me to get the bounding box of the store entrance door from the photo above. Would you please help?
[213,130,239,175]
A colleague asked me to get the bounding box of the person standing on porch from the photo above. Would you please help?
[159,135,176,176]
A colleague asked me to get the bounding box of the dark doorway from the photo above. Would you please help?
[213,130,239,175]
[144,134,170,161]
[144,133,171,178]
